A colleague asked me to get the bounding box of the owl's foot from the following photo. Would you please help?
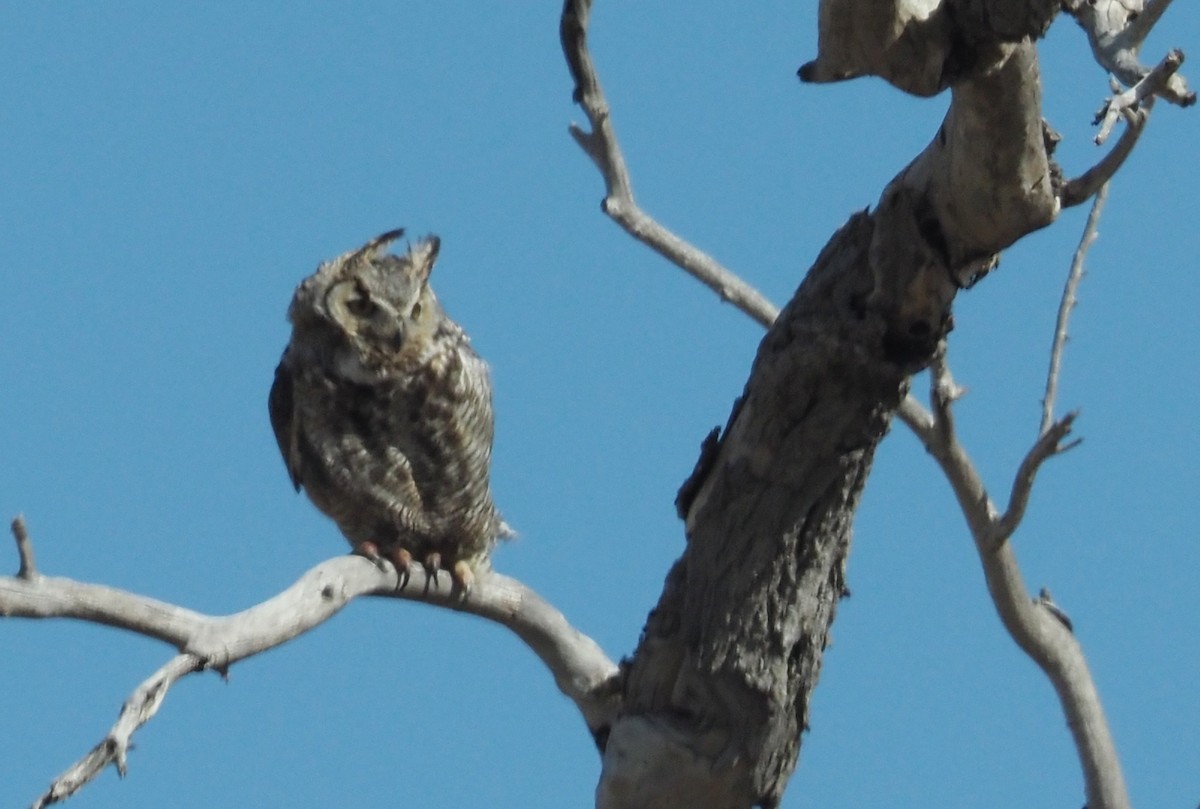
[353,542,413,589]
[387,547,414,589]
[422,552,443,584]
[420,553,473,597]
[451,560,475,596]
[354,545,469,596]
[353,541,388,570]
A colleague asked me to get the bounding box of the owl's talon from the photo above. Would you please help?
[388,547,413,589]
[354,541,387,570]
[451,560,475,597]
[423,552,443,584]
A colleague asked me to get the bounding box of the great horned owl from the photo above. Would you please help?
[269,228,509,592]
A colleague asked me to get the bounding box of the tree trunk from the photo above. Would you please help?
[602,206,949,808]
[594,4,1070,805]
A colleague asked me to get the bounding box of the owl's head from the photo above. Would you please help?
[288,228,443,374]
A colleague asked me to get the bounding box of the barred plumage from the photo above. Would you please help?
[269,229,508,591]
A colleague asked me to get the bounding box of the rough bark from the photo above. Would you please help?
[582,1,1158,805]
[608,212,931,809]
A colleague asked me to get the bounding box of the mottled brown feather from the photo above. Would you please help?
[269,230,509,576]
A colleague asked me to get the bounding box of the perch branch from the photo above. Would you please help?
[1042,183,1109,432]
[560,0,779,328]
[894,122,1136,806]
[1,528,620,807]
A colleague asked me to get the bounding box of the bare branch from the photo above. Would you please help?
[1042,184,1109,432]
[559,0,779,329]
[2,550,619,804]
[930,353,967,439]
[1094,50,1182,145]
[10,515,37,580]
[32,654,205,809]
[896,393,934,439]
[908,365,1127,809]
[1060,107,1144,208]
[1065,0,1194,108]
[1127,0,1176,42]
[992,412,1081,547]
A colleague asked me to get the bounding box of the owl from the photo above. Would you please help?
[268,228,509,592]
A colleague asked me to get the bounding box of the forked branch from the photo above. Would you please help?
[560,0,779,328]
[1056,17,1189,206]
[1093,51,1183,145]
[2,520,620,808]
[1059,108,1144,208]
[1066,0,1194,109]
[992,411,1081,546]
[29,654,205,809]
[896,197,1127,809]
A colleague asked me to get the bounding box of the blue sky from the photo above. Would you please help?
[1,4,1197,808]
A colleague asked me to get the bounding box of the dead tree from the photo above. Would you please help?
[0,2,1192,808]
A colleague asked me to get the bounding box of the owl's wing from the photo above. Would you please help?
[268,358,303,492]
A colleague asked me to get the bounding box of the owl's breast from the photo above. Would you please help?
[290,340,499,551]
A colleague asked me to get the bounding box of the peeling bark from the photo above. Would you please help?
[799,0,1059,96]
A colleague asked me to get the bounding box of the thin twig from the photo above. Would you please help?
[1042,184,1109,432]
[1095,50,1184,144]
[1060,109,1144,208]
[560,0,780,328]
[993,412,1081,547]
[32,654,205,809]
[11,515,37,580]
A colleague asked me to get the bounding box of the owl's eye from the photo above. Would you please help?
[342,279,381,317]
[345,294,377,318]
[411,302,423,319]
[326,280,387,327]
